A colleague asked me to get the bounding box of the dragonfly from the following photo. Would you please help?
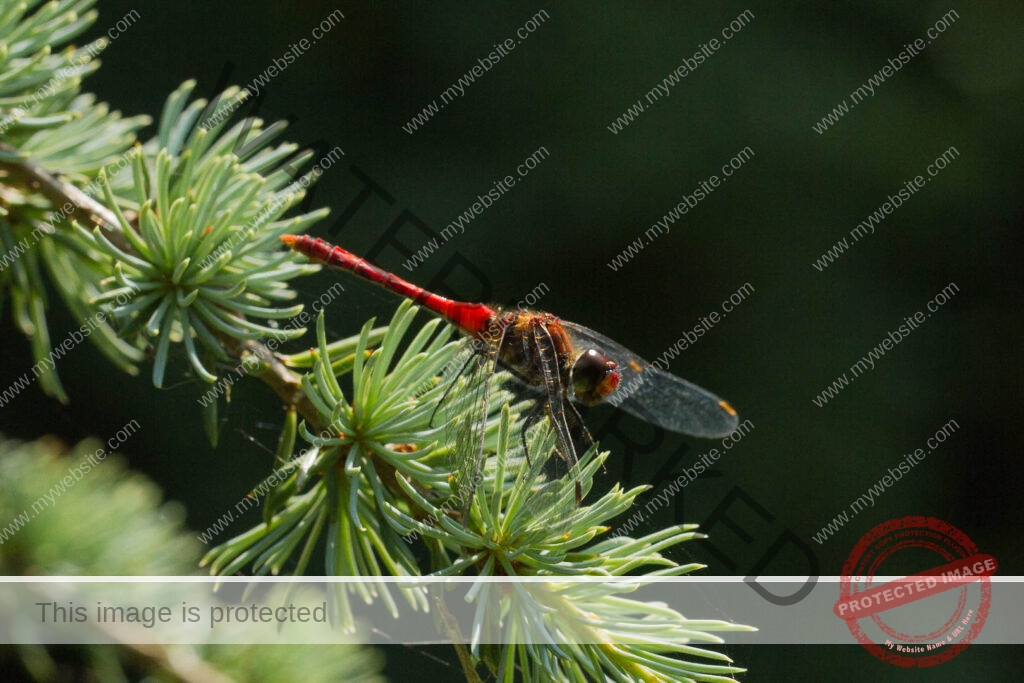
[281,234,739,511]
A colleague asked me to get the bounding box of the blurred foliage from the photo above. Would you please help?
[0,433,385,682]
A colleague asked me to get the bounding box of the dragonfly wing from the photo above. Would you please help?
[442,345,494,520]
[616,366,740,438]
[561,321,739,438]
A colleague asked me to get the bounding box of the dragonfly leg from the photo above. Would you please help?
[565,402,604,473]
[458,324,514,523]
[566,402,594,449]
[532,324,582,503]
[518,400,546,467]
[429,346,477,428]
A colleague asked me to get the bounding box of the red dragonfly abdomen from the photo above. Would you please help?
[282,235,495,336]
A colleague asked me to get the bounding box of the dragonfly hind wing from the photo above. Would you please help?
[617,366,739,438]
[561,321,739,438]
[441,347,494,521]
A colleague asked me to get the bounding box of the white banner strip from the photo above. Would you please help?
[0,576,1018,645]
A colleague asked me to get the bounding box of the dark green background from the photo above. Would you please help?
[2,1,1022,680]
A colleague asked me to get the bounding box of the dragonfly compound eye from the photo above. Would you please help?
[571,349,620,406]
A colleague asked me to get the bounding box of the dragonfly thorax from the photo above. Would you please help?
[482,310,619,405]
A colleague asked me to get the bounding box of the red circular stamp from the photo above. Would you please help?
[834,516,996,667]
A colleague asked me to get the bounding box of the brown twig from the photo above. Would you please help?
[0,142,132,252]
[0,144,323,428]
[433,595,484,683]
[215,332,323,431]
[27,583,238,683]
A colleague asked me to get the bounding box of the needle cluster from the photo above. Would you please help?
[204,302,755,681]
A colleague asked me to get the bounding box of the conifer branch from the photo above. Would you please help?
[0,143,322,428]
[0,2,756,678]
[0,141,126,242]
[216,332,323,430]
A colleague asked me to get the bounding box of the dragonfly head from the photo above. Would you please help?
[571,349,620,406]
